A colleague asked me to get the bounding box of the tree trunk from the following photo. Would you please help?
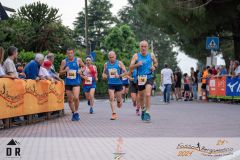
[232,14,240,61]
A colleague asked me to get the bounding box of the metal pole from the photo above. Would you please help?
[211,49,213,66]
[85,0,89,55]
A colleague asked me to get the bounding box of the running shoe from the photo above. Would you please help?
[74,113,80,121]
[90,107,94,114]
[71,113,76,121]
[110,113,117,120]
[141,110,146,120]
[87,100,90,106]
[144,112,151,122]
[136,108,140,116]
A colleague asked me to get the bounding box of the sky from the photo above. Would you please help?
[0,0,208,74]
[1,0,128,29]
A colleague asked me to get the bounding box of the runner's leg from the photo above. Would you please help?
[72,86,80,112]
[116,90,123,108]
[66,90,75,112]
[109,89,116,114]
[89,88,95,107]
[145,84,152,112]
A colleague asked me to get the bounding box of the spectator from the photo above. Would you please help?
[233,60,240,76]
[161,63,174,104]
[15,58,26,79]
[0,47,15,128]
[3,46,19,78]
[0,47,16,79]
[211,65,217,75]
[183,73,192,101]
[201,66,209,100]
[24,53,44,80]
[174,68,182,100]
[218,65,228,76]
[45,52,56,73]
[39,60,61,81]
[2,46,25,122]
[228,60,235,75]
[197,68,202,83]
[190,67,198,100]
[206,67,213,98]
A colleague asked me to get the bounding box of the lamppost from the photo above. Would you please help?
[85,0,90,55]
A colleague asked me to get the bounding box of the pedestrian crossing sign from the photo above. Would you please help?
[206,37,219,50]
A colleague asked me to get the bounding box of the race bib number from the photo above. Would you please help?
[122,76,128,81]
[108,69,117,78]
[67,70,77,79]
[85,77,93,85]
[138,75,147,86]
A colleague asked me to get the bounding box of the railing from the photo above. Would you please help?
[208,76,240,100]
[0,78,64,127]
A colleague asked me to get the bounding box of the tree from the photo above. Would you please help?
[74,0,116,49]
[118,0,178,71]
[0,2,76,53]
[104,25,137,53]
[138,0,240,66]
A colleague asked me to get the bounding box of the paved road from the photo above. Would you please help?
[1,96,240,137]
[0,96,240,160]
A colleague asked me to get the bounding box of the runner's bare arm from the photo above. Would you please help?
[79,67,85,78]
[119,61,126,72]
[59,60,67,76]
[102,63,107,80]
[128,75,134,81]
[129,53,138,72]
[151,53,158,71]
[78,58,85,68]
[94,65,98,81]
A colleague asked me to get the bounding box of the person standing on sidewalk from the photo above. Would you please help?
[102,51,127,120]
[80,56,98,114]
[3,46,19,78]
[190,67,198,100]
[161,63,174,104]
[129,40,158,122]
[174,68,182,100]
[59,48,85,121]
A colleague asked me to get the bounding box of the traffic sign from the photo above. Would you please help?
[206,37,219,50]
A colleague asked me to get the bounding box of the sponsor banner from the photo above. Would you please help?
[0,78,64,119]
[209,76,227,97]
[208,76,240,98]
[226,77,240,97]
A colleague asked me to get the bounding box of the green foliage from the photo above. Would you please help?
[104,24,137,55]
[0,2,76,53]
[18,2,60,26]
[155,74,160,91]
[118,1,178,70]
[74,0,116,48]
[18,51,35,63]
[94,62,108,94]
[138,0,240,63]
[54,53,66,72]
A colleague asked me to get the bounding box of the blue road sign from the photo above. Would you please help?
[206,37,219,50]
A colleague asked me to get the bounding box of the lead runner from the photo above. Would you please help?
[129,40,158,122]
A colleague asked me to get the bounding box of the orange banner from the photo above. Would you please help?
[0,78,64,119]
[209,76,226,97]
